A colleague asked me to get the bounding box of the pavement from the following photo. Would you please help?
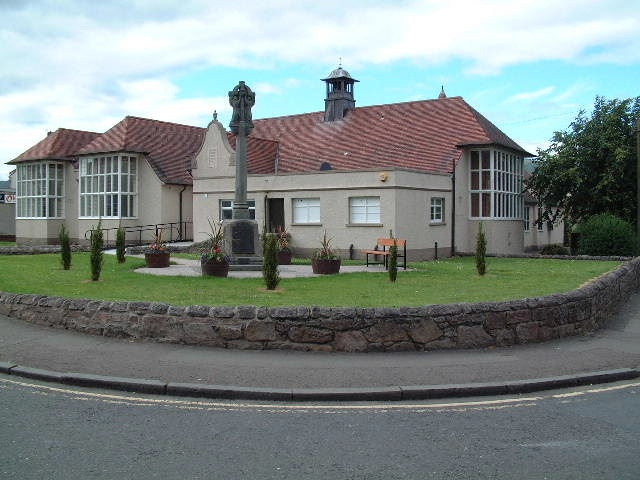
[2,284,640,401]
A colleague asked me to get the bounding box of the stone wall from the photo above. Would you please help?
[1,257,638,352]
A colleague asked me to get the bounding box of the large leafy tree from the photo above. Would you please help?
[527,96,640,225]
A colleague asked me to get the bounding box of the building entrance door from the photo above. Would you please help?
[267,198,285,232]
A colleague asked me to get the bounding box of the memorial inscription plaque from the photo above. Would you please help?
[232,222,255,255]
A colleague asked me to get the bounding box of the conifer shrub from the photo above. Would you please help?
[578,213,636,256]
[116,226,126,264]
[540,244,569,255]
[90,220,104,281]
[262,231,280,290]
[475,222,487,276]
[58,224,71,270]
[388,236,398,283]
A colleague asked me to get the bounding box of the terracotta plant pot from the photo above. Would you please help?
[277,250,292,265]
[311,258,341,275]
[201,258,230,277]
[145,252,170,268]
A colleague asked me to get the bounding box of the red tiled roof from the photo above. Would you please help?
[9,128,99,164]
[10,97,530,183]
[78,116,205,184]
[227,133,279,174]
[249,96,531,174]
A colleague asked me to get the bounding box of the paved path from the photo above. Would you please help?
[2,288,639,401]
[134,256,390,277]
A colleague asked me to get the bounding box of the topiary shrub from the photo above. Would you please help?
[388,238,398,283]
[475,222,487,276]
[58,224,72,270]
[262,231,280,290]
[90,220,104,281]
[116,226,126,264]
[578,213,636,256]
[540,244,569,256]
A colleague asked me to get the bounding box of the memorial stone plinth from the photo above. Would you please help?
[224,81,262,270]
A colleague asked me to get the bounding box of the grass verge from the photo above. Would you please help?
[0,253,621,307]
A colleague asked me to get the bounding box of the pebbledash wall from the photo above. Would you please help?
[1,256,638,352]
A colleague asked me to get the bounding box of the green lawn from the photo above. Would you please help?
[0,253,621,307]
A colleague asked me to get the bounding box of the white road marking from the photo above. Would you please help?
[1,376,638,413]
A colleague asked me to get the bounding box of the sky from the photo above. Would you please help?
[1,0,639,180]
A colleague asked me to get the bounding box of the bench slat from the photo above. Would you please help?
[376,238,406,247]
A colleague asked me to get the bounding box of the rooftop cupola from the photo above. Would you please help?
[322,65,359,122]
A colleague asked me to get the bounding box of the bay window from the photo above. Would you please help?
[80,155,137,218]
[470,149,523,219]
[16,162,64,218]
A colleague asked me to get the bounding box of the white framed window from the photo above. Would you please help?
[293,198,320,224]
[79,155,137,218]
[349,196,380,224]
[470,149,523,220]
[524,206,530,231]
[16,162,64,218]
[220,199,256,220]
[430,197,445,223]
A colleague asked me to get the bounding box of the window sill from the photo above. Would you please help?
[429,222,446,226]
[291,223,322,226]
[346,223,383,227]
[79,217,139,220]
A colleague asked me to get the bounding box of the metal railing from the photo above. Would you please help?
[84,221,193,247]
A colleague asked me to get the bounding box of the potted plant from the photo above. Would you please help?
[311,230,341,274]
[201,218,230,277]
[145,229,170,268]
[275,226,292,265]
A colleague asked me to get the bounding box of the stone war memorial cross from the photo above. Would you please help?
[224,81,262,268]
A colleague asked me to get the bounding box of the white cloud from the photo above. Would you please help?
[253,83,281,95]
[507,87,556,103]
[1,0,639,179]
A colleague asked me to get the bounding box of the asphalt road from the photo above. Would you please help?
[2,375,639,479]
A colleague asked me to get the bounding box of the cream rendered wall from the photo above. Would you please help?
[137,157,164,226]
[454,150,473,253]
[192,120,454,260]
[392,170,452,260]
[15,219,65,245]
[524,204,565,251]
[0,203,15,238]
[66,162,81,243]
[454,150,525,255]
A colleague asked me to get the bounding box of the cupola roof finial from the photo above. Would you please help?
[438,85,447,99]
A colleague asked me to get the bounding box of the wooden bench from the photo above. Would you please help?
[363,238,407,270]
